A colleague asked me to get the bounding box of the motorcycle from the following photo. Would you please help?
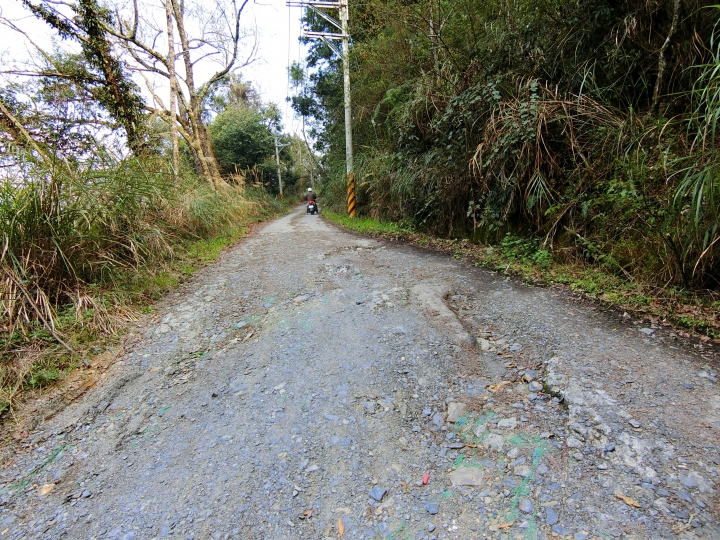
[306,200,318,215]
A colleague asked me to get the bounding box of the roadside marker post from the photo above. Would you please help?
[347,173,356,217]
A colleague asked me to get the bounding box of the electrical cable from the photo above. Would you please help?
[285,2,292,129]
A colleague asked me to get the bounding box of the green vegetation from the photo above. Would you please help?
[325,213,720,336]
[0,10,298,416]
[210,106,276,176]
[296,0,720,294]
[323,210,413,236]
[0,152,288,412]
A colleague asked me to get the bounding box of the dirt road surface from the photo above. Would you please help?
[1,207,718,539]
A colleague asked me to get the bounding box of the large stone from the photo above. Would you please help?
[369,486,387,501]
[449,467,485,486]
[528,381,544,393]
[519,498,533,514]
[478,338,493,351]
[483,433,504,453]
[545,506,558,525]
[566,436,583,449]
[446,402,468,423]
[497,418,518,429]
[679,472,709,490]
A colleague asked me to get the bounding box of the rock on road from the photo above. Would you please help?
[1,207,718,540]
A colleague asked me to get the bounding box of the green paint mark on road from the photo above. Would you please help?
[4,445,70,497]
[298,319,314,331]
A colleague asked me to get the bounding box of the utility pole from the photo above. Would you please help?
[274,133,291,199]
[287,0,355,217]
[339,0,355,217]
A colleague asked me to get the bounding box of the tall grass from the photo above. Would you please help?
[674,16,720,284]
[0,151,280,413]
[324,70,719,288]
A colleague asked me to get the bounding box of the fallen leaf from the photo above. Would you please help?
[671,512,697,534]
[80,376,97,391]
[615,491,641,508]
[38,484,54,495]
[497,521,514,529]
[303,509,313,517]
[338,518,344,537]
[11,431,29,441]
[422,473,429,485]
[488,381,512,393]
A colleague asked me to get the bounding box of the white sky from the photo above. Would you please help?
[244,0,307,133]
[0,0,308,134]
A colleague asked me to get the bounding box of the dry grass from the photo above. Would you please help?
[0,155,286,416]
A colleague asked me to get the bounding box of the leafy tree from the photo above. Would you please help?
[12,0,147,152]
[205,74,263,118]
[209,107,275,176]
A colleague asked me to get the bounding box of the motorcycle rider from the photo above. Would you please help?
[304,187,319,212]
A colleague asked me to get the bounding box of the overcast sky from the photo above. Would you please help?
[0,0,308,133]
[244,0,307,133]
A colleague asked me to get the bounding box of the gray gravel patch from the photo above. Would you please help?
[0,207,717,539]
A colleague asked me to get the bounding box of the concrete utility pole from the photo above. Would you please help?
[339,0,353,181]
[274,134,291,198]
[287,0,355,216]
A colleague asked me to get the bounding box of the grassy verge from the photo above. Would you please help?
[0,180,290,418]
[322,210,415,237]
[323,213,720,341]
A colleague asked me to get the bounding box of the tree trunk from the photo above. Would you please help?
[429,0,438,74]
[165,0,180,183]
[104,0,250,182]
[170,0,223,188]
[652,0,681,115]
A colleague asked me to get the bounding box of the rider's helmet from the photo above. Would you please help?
[307,187,312,192]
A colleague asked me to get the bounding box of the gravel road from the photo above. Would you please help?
[0,207,718,540]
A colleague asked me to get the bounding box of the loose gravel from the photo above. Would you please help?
[0,207,718,540]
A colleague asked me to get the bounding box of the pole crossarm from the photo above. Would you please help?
[307,4,342,32]
[320,36,342,57]
[305,31,343,40]
[287,1,340,8]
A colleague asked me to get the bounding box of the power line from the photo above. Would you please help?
[285,3,292,128]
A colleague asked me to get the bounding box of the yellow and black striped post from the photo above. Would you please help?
[346,173,356,218]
